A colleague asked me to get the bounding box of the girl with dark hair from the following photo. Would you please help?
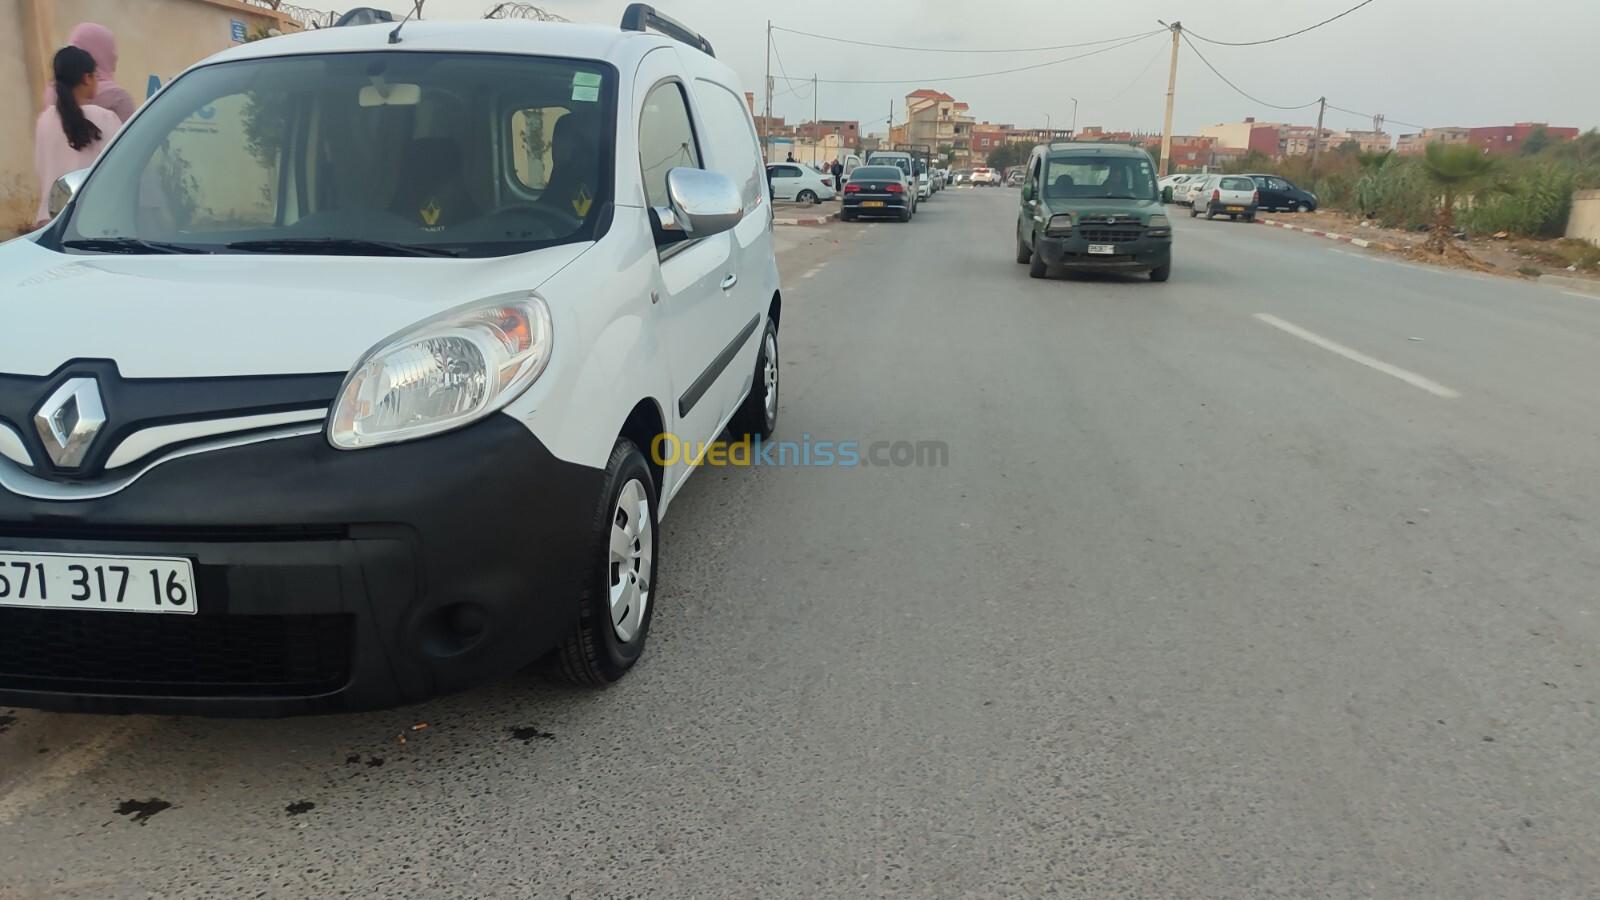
[33,45,122,227]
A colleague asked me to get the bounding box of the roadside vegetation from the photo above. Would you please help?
[1220,130,1600,268]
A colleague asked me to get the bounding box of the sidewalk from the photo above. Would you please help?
[773,201,841,227]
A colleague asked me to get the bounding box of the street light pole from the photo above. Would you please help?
[1071,97,1079,136]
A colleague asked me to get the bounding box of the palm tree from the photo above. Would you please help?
[1420,142,1497,254]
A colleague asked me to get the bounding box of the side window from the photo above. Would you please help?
[692,79,764,213]
[638,81,701,209]
[1028,158,1042,195]
[1269,178,1290,191]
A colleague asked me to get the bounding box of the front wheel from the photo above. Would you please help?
[797,189,818,204]
[1189,206,1199,218]
[1150,263,1171,283]
[730,318,779,440]
[555,440,660,685]
[1016,228,1033,264]
[1029,251,1049,279]
[1296,202,1311,213]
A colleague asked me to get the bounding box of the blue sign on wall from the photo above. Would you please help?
[230,19,247,42]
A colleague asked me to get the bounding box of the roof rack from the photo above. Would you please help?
[620,3,715,57]
[333,7,396,27]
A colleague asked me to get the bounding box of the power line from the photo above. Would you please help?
[768,36,811,100]
[1103,39,1169,102]
[770,31,1165,86]
[1180,34,1321,111]
[771,25,1167,55]
[1185,0,1379,47]
[1326,103,1425,131]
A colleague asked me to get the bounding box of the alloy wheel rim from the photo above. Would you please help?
[607,478,652,643]
[762,333,779,423]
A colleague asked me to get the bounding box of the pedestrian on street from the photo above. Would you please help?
[33,45,121,228]
[831,158,844,196]
[40,23,135,123]
[786,152,795,162]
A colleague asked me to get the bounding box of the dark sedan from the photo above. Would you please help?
[841,165,914,222]
[1244,174,1319,212]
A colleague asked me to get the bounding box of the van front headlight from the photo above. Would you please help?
[328,293,553,450]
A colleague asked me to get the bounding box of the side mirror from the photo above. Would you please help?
[657,168,742,240]
[1021,182,1035,202]
[48,168,91,218]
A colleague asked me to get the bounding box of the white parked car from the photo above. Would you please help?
[0,5,782,715]
[1178,176,1212,208]
[766,162,836,203]
[969,167,1000,186]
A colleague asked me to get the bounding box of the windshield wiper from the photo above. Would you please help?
[225,238,462,258]
[62,237,209,255]
[1099,193,1142,200]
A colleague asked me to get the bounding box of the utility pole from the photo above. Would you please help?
[763,20,772,162]
[1070,97,1079,136]
[1158,21,1181,177]
[1309,95,1327,173]
[813,74,819,166]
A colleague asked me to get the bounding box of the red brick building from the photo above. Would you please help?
[1468,123,1580,155]
[794,120,861,145]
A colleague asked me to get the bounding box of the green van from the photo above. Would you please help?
[1015,142,1173,282]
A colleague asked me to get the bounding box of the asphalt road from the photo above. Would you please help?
[4,188,1600,899]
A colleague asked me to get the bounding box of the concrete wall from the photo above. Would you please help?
[1568,190,1600,248]
[1,0,297,231]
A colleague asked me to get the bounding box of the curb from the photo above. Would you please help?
[774,207,840,227]
[1253,216,1396,251]
[1537,273,1600,297]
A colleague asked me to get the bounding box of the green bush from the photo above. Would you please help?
[1462,163,1576,238]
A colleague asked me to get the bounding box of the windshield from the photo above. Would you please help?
[60,52,614,258]
[869,156,911,175]
[1043,155,1157,200]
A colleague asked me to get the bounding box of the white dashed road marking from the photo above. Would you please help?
[1253,313,1461,399]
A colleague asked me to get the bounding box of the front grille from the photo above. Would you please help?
[0,608,352,697]
[1078,228,1144,243]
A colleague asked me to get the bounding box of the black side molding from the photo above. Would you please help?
[678,315,759,418]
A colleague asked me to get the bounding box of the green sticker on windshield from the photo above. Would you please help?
[573,72,602,88]
[572,85,599,102]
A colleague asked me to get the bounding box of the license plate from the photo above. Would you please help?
[1087,244,1116,255]
[1226,205,1245,212]
[862,200,885,208]
[0,551,198,615]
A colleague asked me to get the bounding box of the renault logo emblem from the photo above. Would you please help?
[34,377,106,468]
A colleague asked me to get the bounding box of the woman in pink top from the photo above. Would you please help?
[40,23,137,123]
[33,45,122,227]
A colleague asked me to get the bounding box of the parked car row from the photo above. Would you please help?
[1162,172,1317,213]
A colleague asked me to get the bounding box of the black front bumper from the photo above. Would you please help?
[0,415,602,716]
[1036,232,1172,272]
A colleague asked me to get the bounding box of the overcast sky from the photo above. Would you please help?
[355,0,1598,137]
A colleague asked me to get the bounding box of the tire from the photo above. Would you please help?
[1149,263,1171,283]
[1205,207,1216,220]
[1296,202,1311,213]
[555,439,660,685]
[840,210,856,222]
[900,206,912,223]
[1189,206,1199,218]
[1015,228,1033,264]
[1228,214,1237,221]
[797,190,818,204]
[730,318,779,440]
[1029,251,1049,279]
[1243,214,1255,223]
